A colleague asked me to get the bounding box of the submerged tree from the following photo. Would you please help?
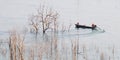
[29,15,40,34]
[29,5,59,34]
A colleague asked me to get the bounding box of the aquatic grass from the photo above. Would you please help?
[100,52,104,60]
[8,30,25,60]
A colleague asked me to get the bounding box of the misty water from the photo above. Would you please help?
[0,0,120,60]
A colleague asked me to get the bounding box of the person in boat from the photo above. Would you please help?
[75,22,97,30]
[75,22,88,29]
[91,23,97,30]
[75,22,80,28]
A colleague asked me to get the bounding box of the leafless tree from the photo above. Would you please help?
[29,5,59,34]
[29,14,40,34]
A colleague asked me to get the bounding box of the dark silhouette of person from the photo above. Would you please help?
[91,24,97,30]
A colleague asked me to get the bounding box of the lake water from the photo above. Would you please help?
[0,0,120,60]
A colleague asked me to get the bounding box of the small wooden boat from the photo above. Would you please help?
[75,24,97,30]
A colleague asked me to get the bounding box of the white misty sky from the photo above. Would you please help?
[0,0,120,20]
[0,0,120,31]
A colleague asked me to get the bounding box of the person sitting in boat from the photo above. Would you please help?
[76,22,79,25]
[75,22,80,28]
[91,23,97,30]
[75,22,87,29]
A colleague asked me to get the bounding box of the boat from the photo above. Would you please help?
[75,24,96,30]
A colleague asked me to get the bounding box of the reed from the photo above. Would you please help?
[8,30,25,60]
[100,52,104,60]
[112,45,115,60]
[71,40,77,60]
[29,47,35,60]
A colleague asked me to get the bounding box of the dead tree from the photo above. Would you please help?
[29,5,58,34]
[29,15,40,34]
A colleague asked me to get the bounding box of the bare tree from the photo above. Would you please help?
[29,5,59,34]
[29,14,40,34]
